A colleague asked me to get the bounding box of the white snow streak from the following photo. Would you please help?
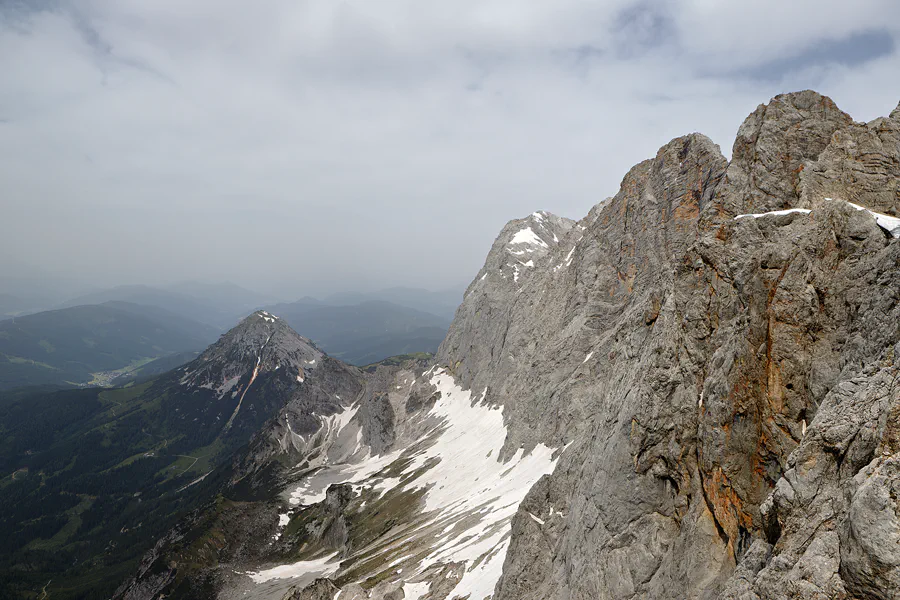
[246,553,339,583]
[734,208,811,219]
[733,200,900,239]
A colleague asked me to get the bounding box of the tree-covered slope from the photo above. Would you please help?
[0,302,219,389]
[0,312,360,599]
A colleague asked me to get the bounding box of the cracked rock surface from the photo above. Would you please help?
[118,91,900,600]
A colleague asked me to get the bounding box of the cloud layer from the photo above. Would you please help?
[2,0,899,297]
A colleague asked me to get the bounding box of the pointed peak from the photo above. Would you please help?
[178,311,324,393]
[221,309,290,343]
[207,311,320,368]
[461,210,578,291]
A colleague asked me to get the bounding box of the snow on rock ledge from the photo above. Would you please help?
[834,198,900,238]
[733,200,900,239]
[734,208,812,219]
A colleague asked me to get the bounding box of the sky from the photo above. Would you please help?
[2,0,900,300]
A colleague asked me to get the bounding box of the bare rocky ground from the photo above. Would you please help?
[117,91,900,600]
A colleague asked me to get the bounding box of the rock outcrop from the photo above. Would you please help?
[118,91,900,600]
[476,91,900,600]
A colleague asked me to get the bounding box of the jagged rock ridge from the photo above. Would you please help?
[118,91,900,600]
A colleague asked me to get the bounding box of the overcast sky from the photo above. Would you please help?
[2,0,900,299]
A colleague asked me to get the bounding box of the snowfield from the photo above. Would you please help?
[253,368,562,598]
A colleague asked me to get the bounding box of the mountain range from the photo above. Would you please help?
[56,284,277,330]
[0,284,459,389]
[3,90,900,600]
[0,302,219,389]
[261,299,449,365]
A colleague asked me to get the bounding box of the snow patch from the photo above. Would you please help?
[402,581,431,599]
[509,227,549,249]
[246,553,339,583]
[288,446,399,507]
[734,208,811,220]
[583,351,594,364]
[274,370,562,598]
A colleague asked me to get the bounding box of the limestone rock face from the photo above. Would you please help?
[702,90,852,223]
[801,101,900,217]
[117,92,900,600]
[480,92,900,600]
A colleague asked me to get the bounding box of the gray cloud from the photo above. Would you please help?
[1,0,899,299]
[738,29,895,81]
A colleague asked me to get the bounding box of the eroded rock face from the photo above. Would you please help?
[118,91,900,600]
[703,90,852,222]
[801,101,900,217]
[477,91,900,600]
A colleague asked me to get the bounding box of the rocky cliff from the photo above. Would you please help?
[118,91,900,600]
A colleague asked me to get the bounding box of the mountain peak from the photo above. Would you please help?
[180,309,323,393]
[462,210,577,295]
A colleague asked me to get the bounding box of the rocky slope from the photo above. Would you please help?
[118,90,900,600]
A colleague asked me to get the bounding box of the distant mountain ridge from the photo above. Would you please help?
[0,302,219,389]
[323,285,464,321]
[0,282,459,388]
[58,283,275,330]
[261,299,450,365]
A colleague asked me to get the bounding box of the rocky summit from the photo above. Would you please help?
[116,91,900,600]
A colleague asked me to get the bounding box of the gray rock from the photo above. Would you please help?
[801,103,900,217]
[117,92,900,600]
[281,578,340,600]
